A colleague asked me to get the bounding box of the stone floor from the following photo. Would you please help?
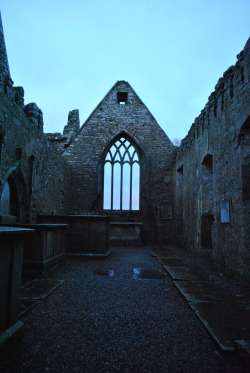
[152,246,250,353]
[1,245,250,372]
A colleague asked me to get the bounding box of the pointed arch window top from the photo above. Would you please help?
[123,152,130,162]
[105,137,140,165]
[132,151,139,162]
[110,145,116,157]
[103,136,140,210]
[105,151,112,161]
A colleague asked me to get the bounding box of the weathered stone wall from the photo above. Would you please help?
[1,11,249,273]
[46,109,80,153]
[1,13,69,223]
[175,38,250,275]
[0,87,69,223]
[61,81,176,244]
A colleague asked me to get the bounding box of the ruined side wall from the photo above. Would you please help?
[0,87,69,222]
[63,81,176,244]
[175,38,250,275]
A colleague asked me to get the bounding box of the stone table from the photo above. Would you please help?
[38,215,111,256]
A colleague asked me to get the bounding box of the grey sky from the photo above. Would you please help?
[1,0,249,141]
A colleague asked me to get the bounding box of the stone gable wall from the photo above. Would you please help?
[62,81,176,244]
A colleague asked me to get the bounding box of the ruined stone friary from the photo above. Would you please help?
[0,11,250,359]
[0,13,250,273]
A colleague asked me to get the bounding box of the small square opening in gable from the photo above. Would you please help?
[117,92,128,104]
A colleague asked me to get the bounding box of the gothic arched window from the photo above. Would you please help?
[103,136,140,210]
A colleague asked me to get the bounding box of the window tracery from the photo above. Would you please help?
[103,136,140,210]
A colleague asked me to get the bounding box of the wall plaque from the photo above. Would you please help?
[220,201,230,223]
[160,203,172,220]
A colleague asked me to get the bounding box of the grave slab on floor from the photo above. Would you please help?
[93,269,114,277]
[157,257,185,266]
[133,268,167,279]
[150,250,175,258]
[19,299,37,317]
[164,265,207,281]
[190,302,250,351]
[21,279,64,300]
[173,280,233,303]
[234,339,250,358]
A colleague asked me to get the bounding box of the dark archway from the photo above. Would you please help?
[201,154,214,248]
[0,168,28,222]
[239,115,250,201]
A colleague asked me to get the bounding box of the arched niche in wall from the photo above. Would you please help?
[201,154,214,213]
[0,169,28,223]
[0,177,19,221]
[201,154,214,248]
[238,115,250,254]
[239,115,250,201]
[176,165,184,215]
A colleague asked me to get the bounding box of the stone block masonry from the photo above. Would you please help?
[61,81,177,244]
[0,89,70,223]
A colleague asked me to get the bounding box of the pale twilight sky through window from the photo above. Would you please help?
[1,0,249,142]
[103,138,140,210]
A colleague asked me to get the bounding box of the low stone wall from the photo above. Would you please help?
[0,227,34,358]
[38,215,111,255]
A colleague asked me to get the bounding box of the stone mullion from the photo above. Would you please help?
[120,162,123,210]
[138,162,141,210]
[130,162,133,210]
[111,162,114,210]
